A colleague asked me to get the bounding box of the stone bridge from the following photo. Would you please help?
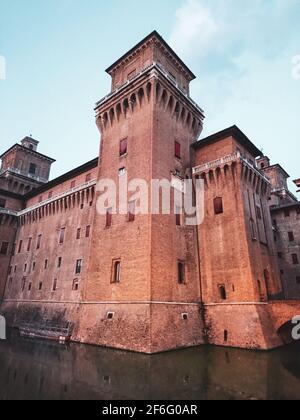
[267,301,300,346]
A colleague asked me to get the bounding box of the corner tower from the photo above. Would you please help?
[80,32,205,353]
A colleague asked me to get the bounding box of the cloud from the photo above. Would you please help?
[168,0,300,192]
[169,0,219,59]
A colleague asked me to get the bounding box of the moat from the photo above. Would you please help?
[1,329,300,400]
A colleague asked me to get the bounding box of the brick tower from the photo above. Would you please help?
[0,137,55,300]
[78,31,205,353]
[192,126,284,349]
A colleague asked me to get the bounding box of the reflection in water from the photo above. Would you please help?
[0,329,300,400]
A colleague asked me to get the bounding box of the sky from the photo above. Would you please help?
[0,0,299,192]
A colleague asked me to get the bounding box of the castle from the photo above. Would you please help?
[1,31,300,353]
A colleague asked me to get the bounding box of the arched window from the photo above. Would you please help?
[214,197,223,215]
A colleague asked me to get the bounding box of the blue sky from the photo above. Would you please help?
[0,0,299,192]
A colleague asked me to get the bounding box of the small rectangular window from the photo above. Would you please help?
[29,163,37,175]
[38,195,43,203]
[284,209,290,218]
[218,285,227,300]
[72,278,79,291]
[75,259,82,275]
[288,231,295,242]
[0,198,6,208]
[86,225,91,238]
[76,228,81,240]
[59,228,66,244]
[38,282,43,291]
[58,257,62,268]
[53,279,58,291]
[112,260,121,284]
[175,141,181,159]
[214,197,223,215]
[178,261,185,284]
[85,173,91,183]
[128,201,135,222]
[37,235,42,250]
[120,138,128,156]
[0,242,9,255]
[21,278,26,292]
[175,206,182,226]
[44,259,48,270]
[71,180,76,189]
[292,254,299,265]
[27,238,32,252]
[106,208,112,228]
[18,240,23,254]
[48,191,53,199]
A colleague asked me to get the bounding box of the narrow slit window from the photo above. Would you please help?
[59,228,66,244]
[112,260,121,284]
[128,201,136,222]
[219,285,227,300]
[178,261,185,284]
[175,141,181,159]
[119,138,128,156]
[106,208,112,228]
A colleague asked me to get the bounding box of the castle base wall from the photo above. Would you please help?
[1,301,205,354]
[205,302,300,350]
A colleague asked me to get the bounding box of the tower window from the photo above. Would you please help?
[178,261,186,284]
[106,208,112,228]
[57,257,62,268]
[75,259,82,275]
[292,254,299,265]
[86,225,91,238]
[284,209,290,218]
[27,237,32,252]
[214,197,224,215]
[175,206,182,226]
[119,138,128,156]
[0,198,6,208]
[72,279,79,291]
[128,201,135,222]
[0,242,9,255]
[18,240,23,254]
[85,173,92,182]
[37,235,42,250]
[175,141,181,159]
[59,228,66,244]
[29,163,37,175]
[76,228,81,240]
[224,330,228,342]
[38,282,43,291]
[53,279,58,291]
[218,285,227,300]
[288,231,295,242]
[112,260,121,284]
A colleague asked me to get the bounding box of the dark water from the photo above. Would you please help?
[1,329,300,400]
